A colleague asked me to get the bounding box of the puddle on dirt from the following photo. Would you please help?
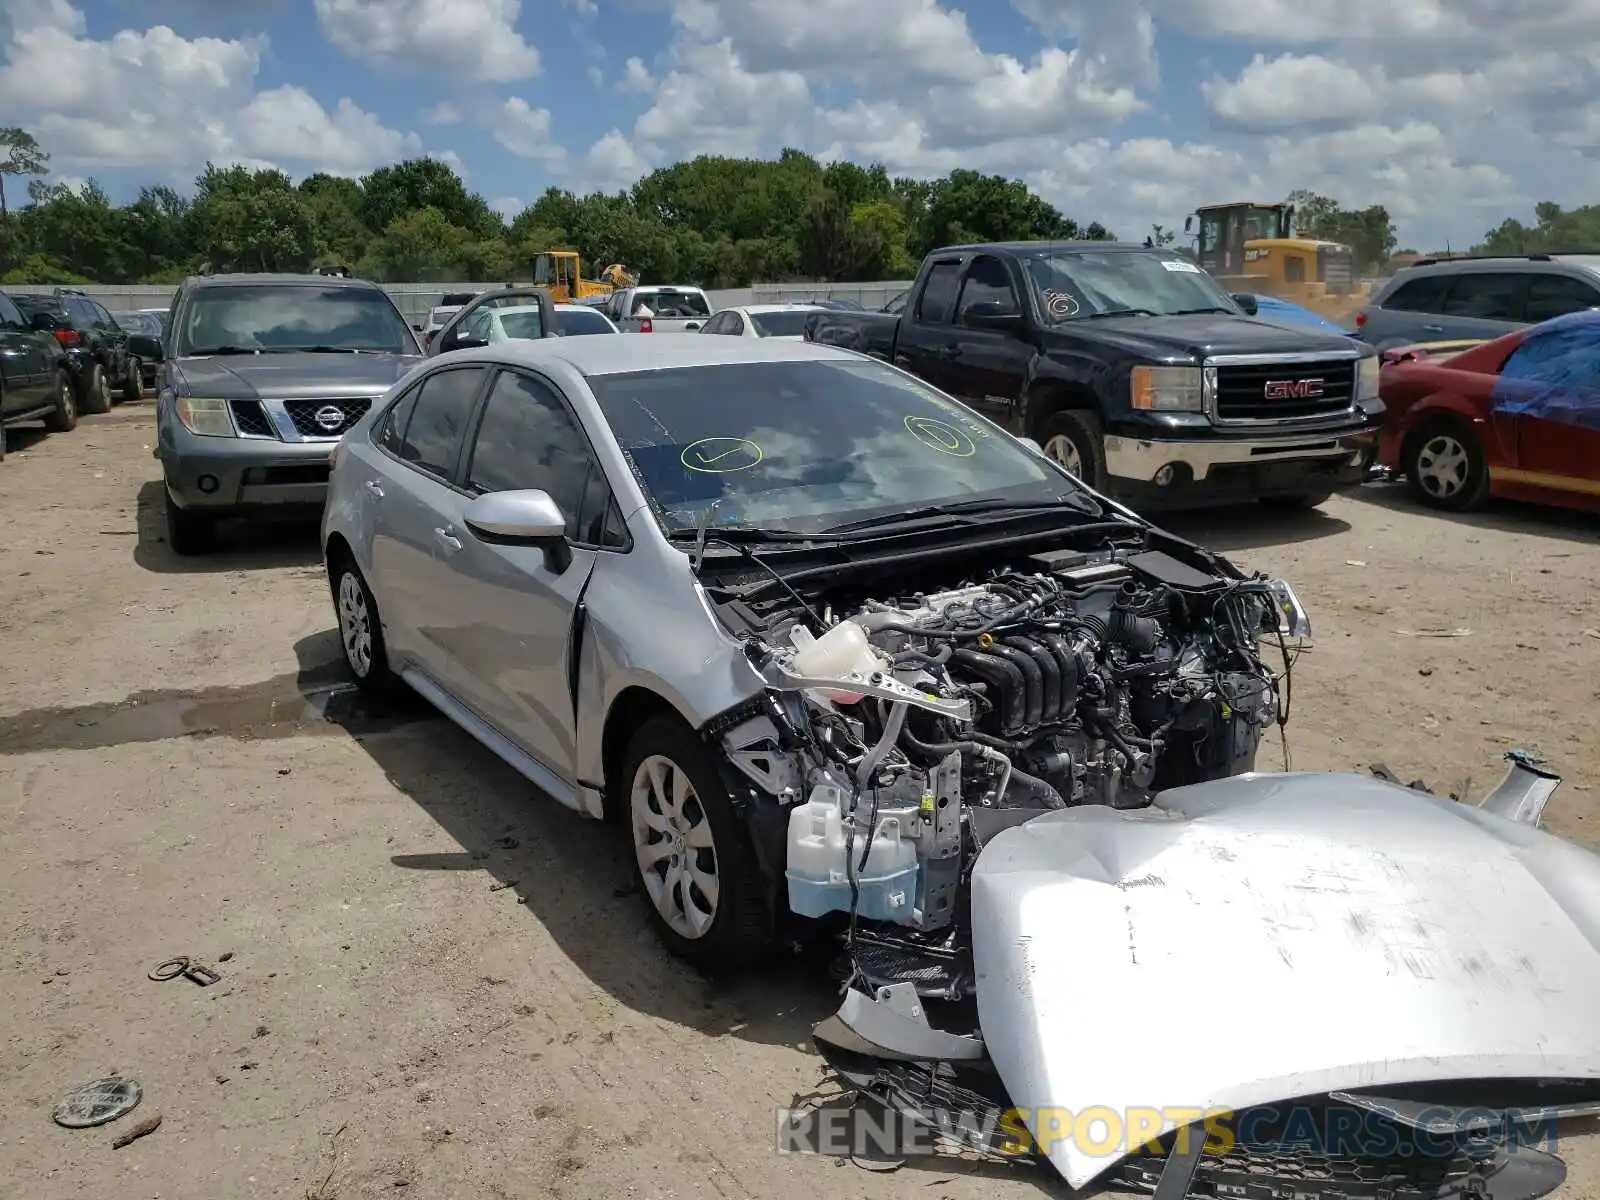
[0,669,438,755]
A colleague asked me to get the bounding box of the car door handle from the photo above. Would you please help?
[1421,324,1444,333]
[935,344,962,359]
[364,480,384,498]
[434,526,462,553]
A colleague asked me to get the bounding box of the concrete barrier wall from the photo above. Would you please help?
[2,280,917,323]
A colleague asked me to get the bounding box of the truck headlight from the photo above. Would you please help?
[1355,355,1381,403]
[1131,365,1206,412]
[175,396,235,437]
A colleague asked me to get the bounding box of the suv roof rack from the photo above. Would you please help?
[51,286,86,296]
[314,264,352,277]
[1408,249,1600,267]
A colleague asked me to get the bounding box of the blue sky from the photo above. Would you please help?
[2,0,1597,250]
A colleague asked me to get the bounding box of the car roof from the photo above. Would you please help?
[933,240,1169,257]
[733,303,823,314]
[482,332,862,376]
[555,303,607,312]
[185,272,386,290]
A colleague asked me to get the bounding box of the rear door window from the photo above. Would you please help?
[1381,275,1452,313]
[1524,274,1600,323]
[399,366,488,480]
[915,262,963,324]
[1440,273,1527,320]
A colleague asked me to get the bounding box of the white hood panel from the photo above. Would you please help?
[970,772,1600,1189]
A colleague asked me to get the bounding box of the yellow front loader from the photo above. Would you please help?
[531,251,638,303]
[1185,202,1372,325]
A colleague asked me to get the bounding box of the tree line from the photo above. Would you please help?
[4,127,1592,288]
[0,128,1110,288]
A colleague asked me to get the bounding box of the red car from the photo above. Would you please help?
[1377,312,1600,514]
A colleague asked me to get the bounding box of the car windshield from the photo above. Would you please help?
[496,308,546,339]
[427,306,460,326]
[587,358,1082,535]
[1024,250,1236,321]
[748,310,816,337]
[633,290,710,318]
[113,312,159,334]
[555,308,614,335]
[176,285,415,354]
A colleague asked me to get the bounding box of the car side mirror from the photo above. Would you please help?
[1016,435,1046,457]
[963,301,1024,331]
[126,333,163,361]
[1231,293,1259,315]
[1184,215,1194,233]
[463,489,571,572]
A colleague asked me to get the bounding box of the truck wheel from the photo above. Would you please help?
[123,359,144,403]
[1037,410,1107,490]
[80,362,114,415]
[1403,418,1490,512]
[164,488,217,556]
[42,369,78,433]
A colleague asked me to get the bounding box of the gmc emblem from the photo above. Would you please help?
[1263,378,1324,399]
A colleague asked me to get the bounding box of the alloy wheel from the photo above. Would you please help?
[1415,434,1468,499]
[1044,433,1084,477]
[630,754,719,939]
[337,571,373,678]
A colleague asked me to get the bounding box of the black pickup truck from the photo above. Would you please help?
[805,241,1384,509]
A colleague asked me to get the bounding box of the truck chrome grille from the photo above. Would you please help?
[284,398,372,438]
[1214,360,1356,422]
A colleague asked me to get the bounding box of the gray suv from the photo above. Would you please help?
[1355,254,1600,350]
[130,272,423,555]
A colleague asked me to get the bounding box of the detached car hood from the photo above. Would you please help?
[1061,313,1364,362]
[971,772,1600,1190]
[175,352,422,400]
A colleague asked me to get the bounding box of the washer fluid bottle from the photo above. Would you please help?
[789,620,879,704]
[784,779,919,921]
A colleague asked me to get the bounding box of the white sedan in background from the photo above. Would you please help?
[553,303,619,336]
[698,303,823,340]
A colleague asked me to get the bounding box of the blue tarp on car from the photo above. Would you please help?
[1491,309,1600,432]
[1242,294,1354,336]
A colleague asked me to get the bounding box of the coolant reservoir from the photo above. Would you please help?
[789,621,879,703]
[785,781,919,922]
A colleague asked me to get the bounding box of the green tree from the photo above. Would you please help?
[16,178,137,280]
[365,206,471,280]
[190,164,316,272]
[360,158,497,239]
[1284,190,1397,273]
[1147,223,1176,247]
[1,127,49,221]
[299,173,372,267]
[1475,201,1600,256]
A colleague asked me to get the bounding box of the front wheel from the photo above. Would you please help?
[1404,419,1490,512]
[1036,409,1107,490]
[43,369,78,433]
[621,715,773,970]
[123,359,144,403]
[164,487,217,556]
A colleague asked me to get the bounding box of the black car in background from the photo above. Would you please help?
[10,290,140,412]
[112,311,164,391]
[1,291,78,460]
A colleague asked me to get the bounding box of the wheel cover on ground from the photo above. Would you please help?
[1044,434,1084,477]
[630,754,719,939]
[1415,433,1470,499]
[337,572,373,677]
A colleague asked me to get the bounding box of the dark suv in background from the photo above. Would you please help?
[1354,253,1600,350]
[10,289,141,412]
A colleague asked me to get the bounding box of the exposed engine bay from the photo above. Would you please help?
[706,539,1305,995]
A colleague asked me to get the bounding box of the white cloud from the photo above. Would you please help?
[425,101,462,125]
[578,129,651,194]
[313,0,541,82]
[0,1,433,178]
[489,195,521,218]
[587,65,603,87]
[621,56,654,93]
[1201,54,1377,131]
[492,97,567,163]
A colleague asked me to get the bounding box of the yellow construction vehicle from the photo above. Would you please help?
[530,250,638,303]
[1183,202,1371,324]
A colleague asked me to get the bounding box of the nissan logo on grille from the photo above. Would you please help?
[1263,378,1324,400]
[313,404,347,432]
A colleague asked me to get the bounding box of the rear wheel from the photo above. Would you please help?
[164,487,217,556]
[42,369,78,433]
[122,359,144,403]
[1404,418,1490,512]
[80,363,113,415]
[1036,409,1107,490]
[329,553,398,695]
[621,714,774,971]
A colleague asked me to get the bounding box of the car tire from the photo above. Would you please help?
[328,553,399,695]
[620,714,774,971]
[1403,417,1490,512]
[164,487,217,556]
[42,369,78,434]
[80,362,114,415]
[1036,409,1107,491]
[1259,491,1332,510]
[0,417,7,462]
[123,359,144,403]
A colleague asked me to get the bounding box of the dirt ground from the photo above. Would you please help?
[2,405,1598,1200]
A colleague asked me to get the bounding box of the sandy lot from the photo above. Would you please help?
[2,405,1598,1200]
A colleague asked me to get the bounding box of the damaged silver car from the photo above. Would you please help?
[322,336,1600,1198]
